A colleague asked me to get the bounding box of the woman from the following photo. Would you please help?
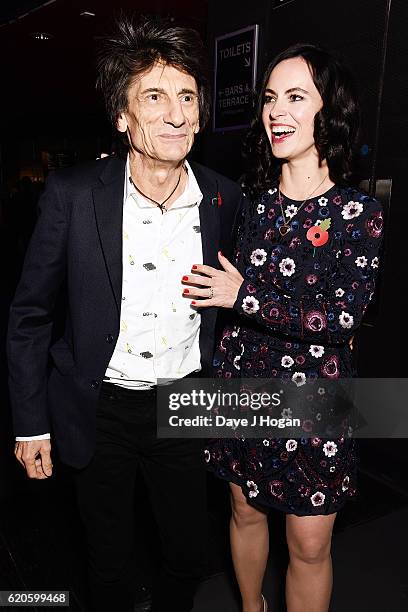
[181,43,384,612]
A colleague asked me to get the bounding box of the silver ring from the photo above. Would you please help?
[209,286,214,299]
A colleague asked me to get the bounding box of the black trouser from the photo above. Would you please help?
[72,381,208,612]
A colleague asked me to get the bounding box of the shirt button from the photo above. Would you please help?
[91,380,99,389]
[106,334,114,343]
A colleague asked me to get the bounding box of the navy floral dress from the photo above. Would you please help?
[205,183,384,516]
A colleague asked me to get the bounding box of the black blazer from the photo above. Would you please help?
[7,155,243,468]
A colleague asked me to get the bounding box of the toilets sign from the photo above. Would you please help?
[213,25,259,131]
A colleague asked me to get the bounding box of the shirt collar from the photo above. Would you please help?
[125,155,203,210]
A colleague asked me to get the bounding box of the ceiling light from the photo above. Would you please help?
[31,32,53,40]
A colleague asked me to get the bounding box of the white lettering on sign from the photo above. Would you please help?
[219,95,250,108]
[219,42,252,60]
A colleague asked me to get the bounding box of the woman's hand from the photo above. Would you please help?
[181,251,244,309]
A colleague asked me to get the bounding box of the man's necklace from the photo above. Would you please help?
[278,174,329,236]
[129,169,183,214]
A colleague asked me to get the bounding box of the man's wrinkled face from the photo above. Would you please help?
[117,62,200,164]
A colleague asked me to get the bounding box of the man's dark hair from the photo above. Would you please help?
[96,15,210,140]
[242,43,361,198]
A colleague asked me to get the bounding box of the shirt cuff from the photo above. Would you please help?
[15,433,51,441]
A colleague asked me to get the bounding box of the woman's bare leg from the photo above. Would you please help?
[229,483,269,612]
[285,513,336,612]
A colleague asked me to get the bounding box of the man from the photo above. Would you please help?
[7,16,243,612]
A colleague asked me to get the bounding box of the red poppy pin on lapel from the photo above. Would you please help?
[306,218,331,255]
[211,192,222,207]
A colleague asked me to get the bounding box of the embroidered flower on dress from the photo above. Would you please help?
[263,439,270,446]
[335,288,345,297]
[251,248,267,266]
[279,257,296,276]
[247,480,259,498]
[281,355,294,368]
[284,204,298,219]
[323,441,338,457]
[342,475,350,491]
[242,296,260,314]
[304,310,327,332]
[309,345,325,358]
[204,449,210,463]
[286,439,298,452]
[339,310,354,329]
[292,372,306,387]
[355,255,368,268]
[311,491,326,507]
[268,187,277,195]
[366,211,383,238]
[281,407,293,418]
[257,203,265,214]
[318,196,328,206]
[371,256,379,268]
[341,201,364,220]
[306,274,318,285]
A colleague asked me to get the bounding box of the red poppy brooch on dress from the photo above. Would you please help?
[306,218,331,247]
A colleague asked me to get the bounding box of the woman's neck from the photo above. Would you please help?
[279,158,334,201]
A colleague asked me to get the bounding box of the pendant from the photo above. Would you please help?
[279,224,290,236]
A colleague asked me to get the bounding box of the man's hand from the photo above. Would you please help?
[14,439,53,479]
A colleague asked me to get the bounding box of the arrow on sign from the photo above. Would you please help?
[244,58,251,67]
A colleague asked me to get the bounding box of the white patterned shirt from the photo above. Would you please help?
[104,157,203,388]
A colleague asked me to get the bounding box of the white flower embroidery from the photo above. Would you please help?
[311,491,326,507]
[263,439,270,446]
[204,449,210,463]
[342,475,350,491]
[247,480,259,498]
[268,187,277,195]
[257,203,265,214]
[335,288,345,297]
[286,439,298,452]
[339,310,354,329]
[318,387,325,395]
[292,372,306,387]
[284,204,298,219]
[371,256,379,268]
[279,257,296,277]
[251,248,267,266]
[323,441,338,457]
[341,201,364,220]
[355,255,368,268]
[318,196,328,206]
[281,355,294,368]
[242,296,260,314]
[309,345,325,358]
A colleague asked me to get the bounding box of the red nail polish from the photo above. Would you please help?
[191,301,196,305]
[182,275,189,281]
[219,250,223,256]
[183,289,189,294]
[192,265,197,270]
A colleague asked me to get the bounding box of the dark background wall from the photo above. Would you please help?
[1,0,407,494]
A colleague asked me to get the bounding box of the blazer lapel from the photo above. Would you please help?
[190,161,221,269]
[92,157,126,317]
